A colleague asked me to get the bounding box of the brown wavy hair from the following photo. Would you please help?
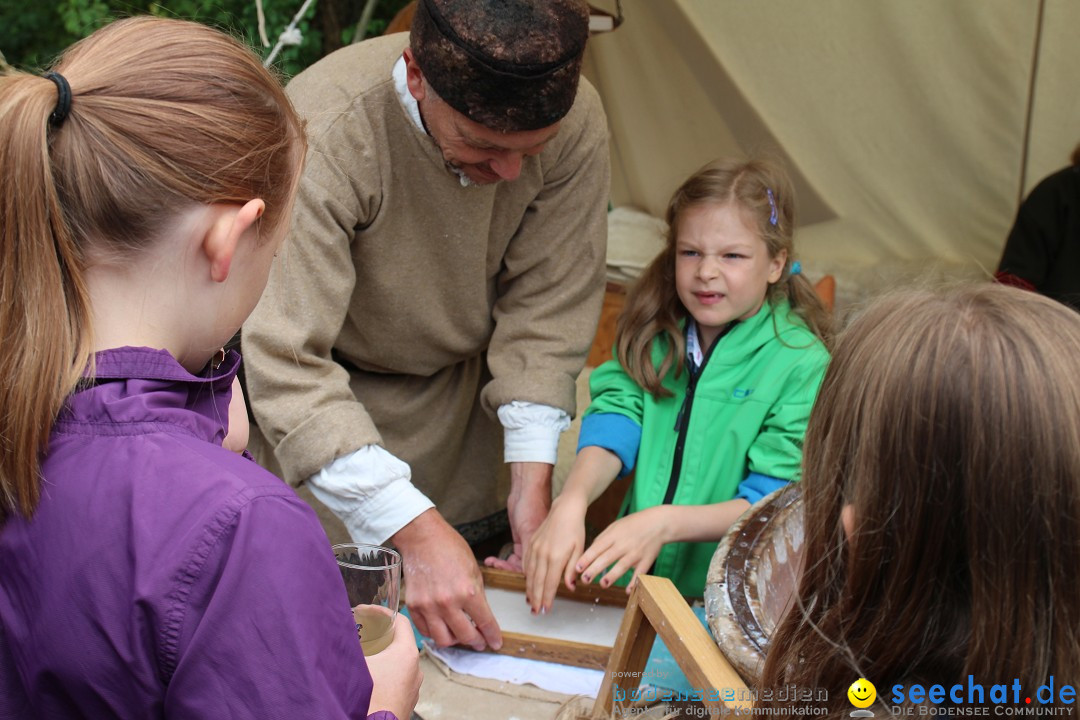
[0,17,305,521]
[759,284,1080,715]
[615,158,830,398]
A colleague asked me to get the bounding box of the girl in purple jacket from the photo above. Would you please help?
[0,17,420,720]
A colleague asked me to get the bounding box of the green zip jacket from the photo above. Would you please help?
[581,299,829,595]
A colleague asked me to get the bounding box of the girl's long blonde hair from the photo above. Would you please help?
[0,17,305,521]
[759,284,1080,714]
[615,158,830,398]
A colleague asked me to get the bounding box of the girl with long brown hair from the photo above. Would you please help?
[0,17,419,718]
[525,158,830,611]
[760,284,1080,715]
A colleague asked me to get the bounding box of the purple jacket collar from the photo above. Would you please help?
[60,346,241,447]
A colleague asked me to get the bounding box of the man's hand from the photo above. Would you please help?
[484,461,552,572]
[391,509,502,650]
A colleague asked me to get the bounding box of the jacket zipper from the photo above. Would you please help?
[661,322,735,506]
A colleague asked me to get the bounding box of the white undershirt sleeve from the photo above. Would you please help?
[307,445,434,545]
[497,400,571,466]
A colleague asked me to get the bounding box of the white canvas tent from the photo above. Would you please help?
[581,0,1080,304]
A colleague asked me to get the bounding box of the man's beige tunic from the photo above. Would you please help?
[243,34,609,527]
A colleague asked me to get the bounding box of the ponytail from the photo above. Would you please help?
[0,73,93,521]
[775,268,832,347]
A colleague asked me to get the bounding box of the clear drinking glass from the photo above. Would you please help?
[332,543,401,656]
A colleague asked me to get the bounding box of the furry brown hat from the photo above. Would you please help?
[410,0,590,132]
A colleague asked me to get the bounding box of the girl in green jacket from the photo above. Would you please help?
[525,158,830,608]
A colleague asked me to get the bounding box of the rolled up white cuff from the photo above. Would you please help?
[497,400,570,465]
[308,445,435,545]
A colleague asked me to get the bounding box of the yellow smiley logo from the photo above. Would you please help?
[848,678,876,708]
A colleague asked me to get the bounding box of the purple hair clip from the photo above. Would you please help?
[766,189,778,226]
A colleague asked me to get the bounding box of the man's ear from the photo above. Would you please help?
[203,199,265,283]
[841,503,856,541]
[402,47,426,102]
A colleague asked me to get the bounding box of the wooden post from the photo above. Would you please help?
[593,579,655,716]
[593,575,752,716]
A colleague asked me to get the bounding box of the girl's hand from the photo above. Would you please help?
[576,505,675,593]
[523,493,588,614]
[365,613,423,719]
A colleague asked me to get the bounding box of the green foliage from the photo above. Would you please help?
[0,0,78,71]
[59,0,112,39]
[0,0,410,78]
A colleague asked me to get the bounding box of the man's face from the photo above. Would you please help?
[404,49,560,185]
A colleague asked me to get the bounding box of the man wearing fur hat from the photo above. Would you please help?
[243,0,608,650]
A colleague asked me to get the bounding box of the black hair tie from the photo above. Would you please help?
[44,72,72,128]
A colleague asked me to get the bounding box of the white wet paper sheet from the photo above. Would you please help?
[423,585,627,697]
[425,642,606,697]
[483,587,624,646]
